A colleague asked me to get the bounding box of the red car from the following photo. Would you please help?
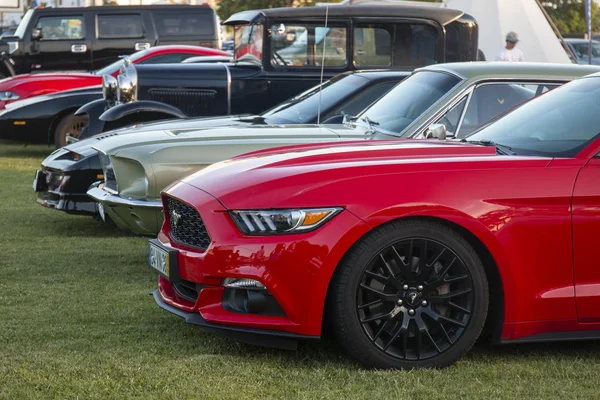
[0,45,229,110]
[149,73,600,369]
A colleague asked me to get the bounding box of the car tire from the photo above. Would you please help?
[330,219,489,369]
[54,112,88,148]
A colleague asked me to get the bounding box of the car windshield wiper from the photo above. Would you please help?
[359,116,381,133]
[462,139,516,155]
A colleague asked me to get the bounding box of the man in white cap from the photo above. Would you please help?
[496,31,524,62]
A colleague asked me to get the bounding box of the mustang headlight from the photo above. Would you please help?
[229,208,342,235]
[102,74,117,105]
[98,152,118,193]
[0,91,19,101]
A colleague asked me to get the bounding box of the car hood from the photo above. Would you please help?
[92,124,349,156]
[1,85,101,112]
[0,72,96,88]
[180,139,503,209]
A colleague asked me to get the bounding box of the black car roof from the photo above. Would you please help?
[224,4,465,27]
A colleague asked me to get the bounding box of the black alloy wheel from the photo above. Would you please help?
[330,219,489,369]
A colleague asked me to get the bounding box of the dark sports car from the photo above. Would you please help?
[34,70,408,215]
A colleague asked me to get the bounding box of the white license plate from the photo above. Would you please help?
[97,202,105,222]
[148,241,170,278]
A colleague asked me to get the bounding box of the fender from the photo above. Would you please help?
[0,54,15,77]
[0,87,102,143]
[75,98,107,139]
[99,100,187,123]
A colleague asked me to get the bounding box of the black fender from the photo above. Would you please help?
[0,54,15,77]
[99,100,188,125]
[0,87,102,143]
[75,98,107,139]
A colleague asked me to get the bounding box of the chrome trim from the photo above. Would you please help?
[222,63,232,114]
[454,88,474,135]
[87,186,162,209]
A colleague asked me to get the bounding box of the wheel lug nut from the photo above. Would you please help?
[408,309,415,315]
[396,299,403,306]
[403,284,409,290]
[421,300,428,307]
[417,285,424,291]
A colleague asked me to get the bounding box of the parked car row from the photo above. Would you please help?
[8,1,600,371]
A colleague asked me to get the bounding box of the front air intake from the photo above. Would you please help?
[164,196,211,249]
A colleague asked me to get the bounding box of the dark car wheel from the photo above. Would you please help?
[54,113,88,148]
[330,219,489,369]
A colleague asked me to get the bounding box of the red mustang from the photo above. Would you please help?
[149,72,600,369]
[0,45,229,110]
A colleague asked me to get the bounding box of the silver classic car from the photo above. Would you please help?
[86,62,600,235]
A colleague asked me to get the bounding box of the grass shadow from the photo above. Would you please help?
[0,141,53,159]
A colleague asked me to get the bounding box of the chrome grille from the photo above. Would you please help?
[164,196,211,249]
[147,89,217,117]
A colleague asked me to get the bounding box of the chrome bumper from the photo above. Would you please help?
[87,185,162,209]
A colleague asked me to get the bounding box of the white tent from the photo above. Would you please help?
[443,0,570,63]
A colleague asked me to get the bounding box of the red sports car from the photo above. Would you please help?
[149,72,600,369]
[0,45,229,110]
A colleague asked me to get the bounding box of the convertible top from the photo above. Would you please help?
[224,4,466,27]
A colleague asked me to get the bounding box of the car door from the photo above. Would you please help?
[572,154,600,322]
[418,81,560,139]
[92,11,155,70]
[28,13,91,71]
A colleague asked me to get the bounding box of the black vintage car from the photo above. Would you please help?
[0,5,221,77]
[1,3,478,146]
[79,3,478,138]
[35,69,408,215]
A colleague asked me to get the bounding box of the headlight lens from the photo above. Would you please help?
[102,74,117,105]
[0,91,19,101]
[229,208,342,235]
[98,152,118,193]
[116,64,138,104]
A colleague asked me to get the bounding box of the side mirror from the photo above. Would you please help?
[31,28,42,41]
[321,114,344,124]
[425,123,447,140]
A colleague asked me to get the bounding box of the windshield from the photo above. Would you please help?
[233,24,263,63]
[467,77,600,157]
[571,42,600,58]
[359,71,460,135]
[262,74,370,124]
[93,47,154,75]
[14,10,33,39]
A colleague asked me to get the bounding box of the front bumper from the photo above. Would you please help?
[152,289,315,350]
[87,184,163,235]
[152,181,371,338]
[34,167,102,215]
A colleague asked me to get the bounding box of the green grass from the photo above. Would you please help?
[1,141,600,399]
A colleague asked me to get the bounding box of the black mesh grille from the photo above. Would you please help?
[147,89,217,117]
[164,196,211,249]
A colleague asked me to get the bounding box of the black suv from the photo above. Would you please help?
[0,5,220,77]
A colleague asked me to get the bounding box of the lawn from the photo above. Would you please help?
[1,141,600,399]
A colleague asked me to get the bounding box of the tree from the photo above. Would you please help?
[542,0,600,35]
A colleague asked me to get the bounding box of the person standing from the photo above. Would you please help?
[496,31,524,62]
